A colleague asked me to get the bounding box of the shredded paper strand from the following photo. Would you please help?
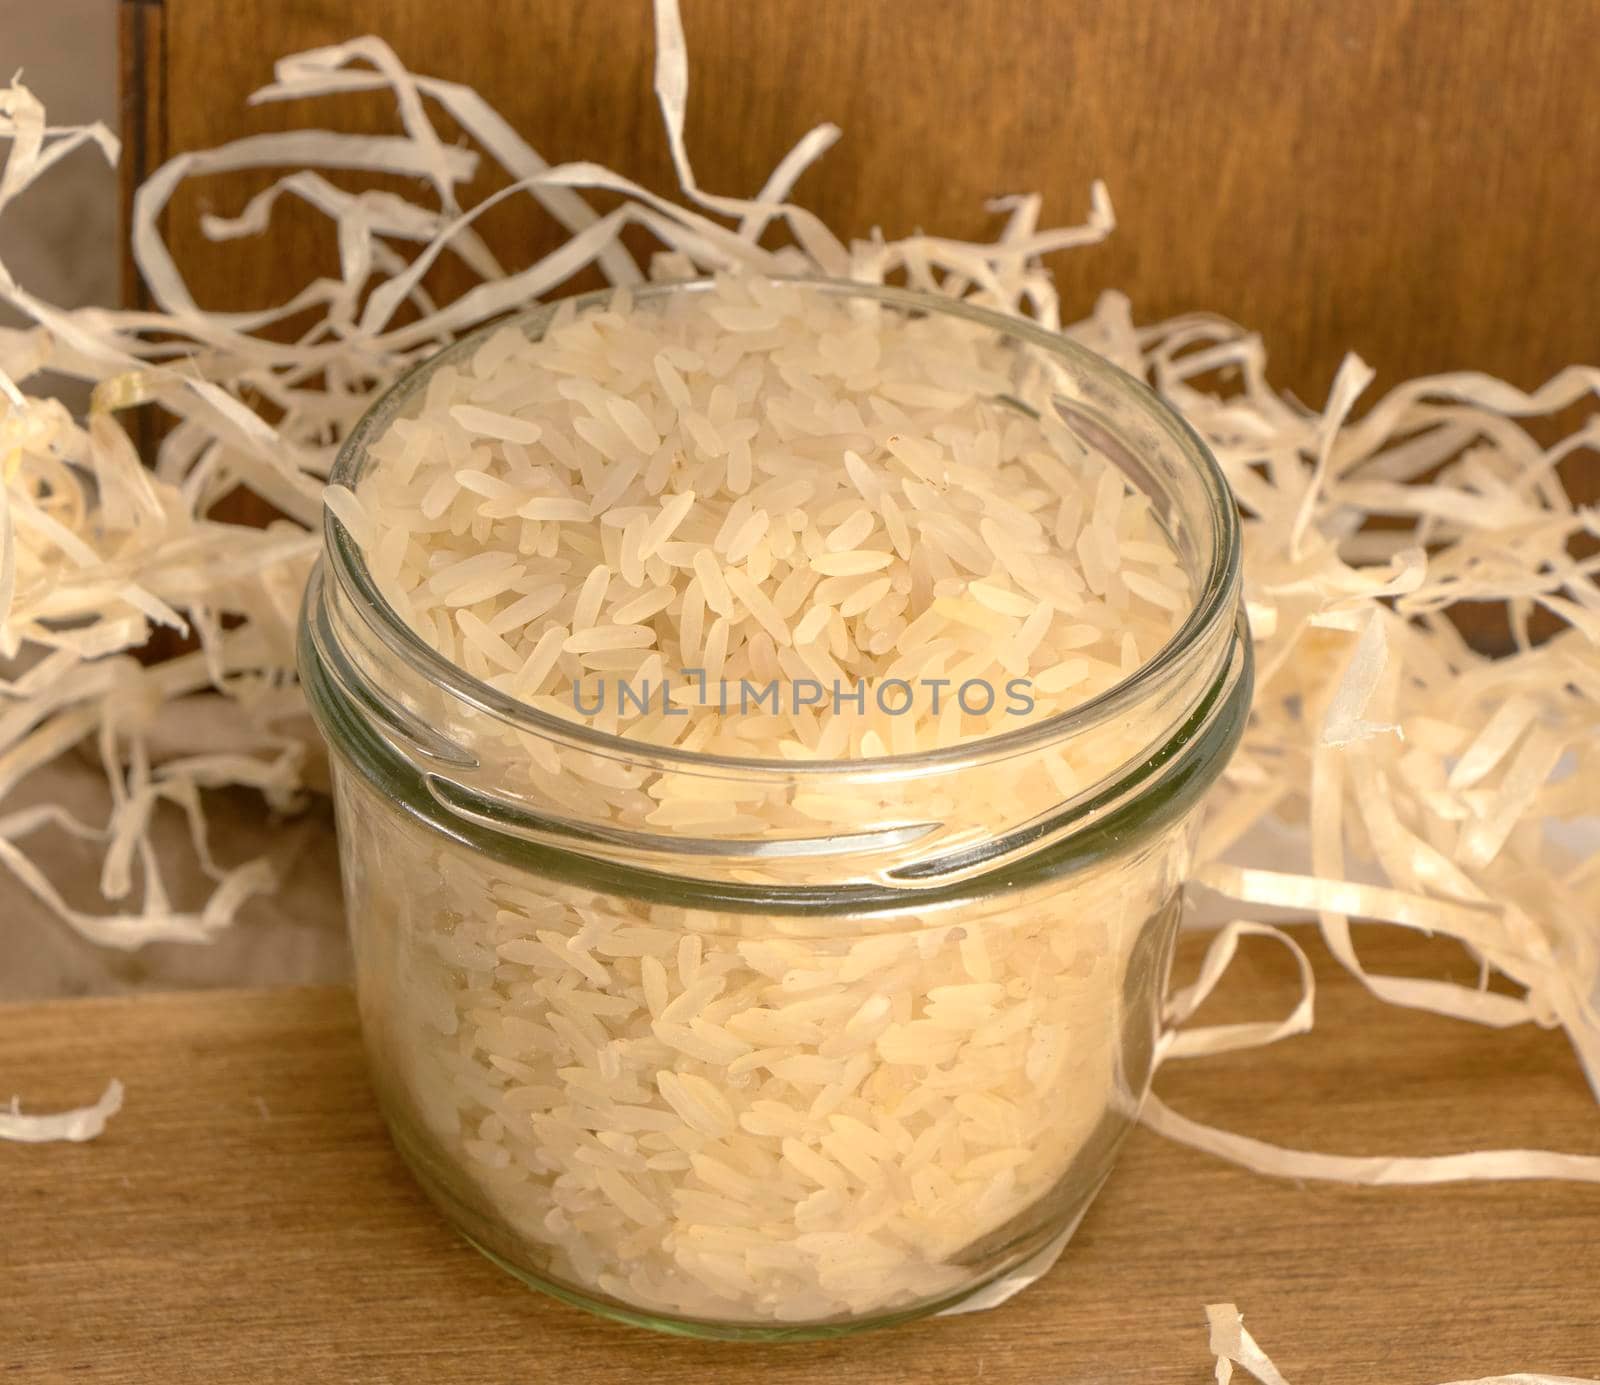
[0,1079,124,1143]
[1205,1303,1599,1385]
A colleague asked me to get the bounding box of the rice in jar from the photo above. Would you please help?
[300,277,1250,1337]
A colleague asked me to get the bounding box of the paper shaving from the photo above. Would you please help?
[0,0,1593,1290]
[1205,1303,1600,1385]
[1208,1304,1291,1385]
[0,1079,123,1143]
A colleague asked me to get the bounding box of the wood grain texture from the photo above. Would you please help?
[117,0,166,475]
[117,0,164,316]
[130,0,1600,403]
[6,927,1599,1383]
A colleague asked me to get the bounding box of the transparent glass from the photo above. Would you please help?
[299,279,1251,1339]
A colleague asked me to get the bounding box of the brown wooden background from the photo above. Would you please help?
[121,0,1600,406]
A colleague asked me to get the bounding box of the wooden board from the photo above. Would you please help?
[7,927,1600,1383]
[122,0,1600,405]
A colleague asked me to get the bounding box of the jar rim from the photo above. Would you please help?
[323,276,1241,780]
[305,590,1250,912]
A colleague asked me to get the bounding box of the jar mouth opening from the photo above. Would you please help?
[323,276,1241,780]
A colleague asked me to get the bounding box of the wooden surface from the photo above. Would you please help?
[117,0,164,316]
[7,927,1600,1383]
[124,0,1600,404]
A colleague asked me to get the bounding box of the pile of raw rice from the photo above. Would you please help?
[344,769,1184,1323]
[335,273,1191,761]
[328,272,1199,1322]
[329,274,1196,853]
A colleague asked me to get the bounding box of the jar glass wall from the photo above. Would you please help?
[300,279,1251,1339]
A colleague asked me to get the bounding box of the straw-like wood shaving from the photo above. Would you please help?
[1206,1302,1595,1385]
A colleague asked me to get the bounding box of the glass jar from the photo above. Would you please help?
[299,279,1251,1339]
